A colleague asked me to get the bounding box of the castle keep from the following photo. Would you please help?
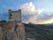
[0,9,25,40]
[8,9,25,40]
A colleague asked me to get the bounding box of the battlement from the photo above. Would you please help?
[8,9,21,22]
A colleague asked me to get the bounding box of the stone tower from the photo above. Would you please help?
[8,9,21,22]
[8,9,25,40]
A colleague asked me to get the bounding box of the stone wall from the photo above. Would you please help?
[0,9,25,40]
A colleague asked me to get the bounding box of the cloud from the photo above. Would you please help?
[20,2,43,15]
[40,18,53,24]
[20,2,53,24]
[20,2,43,22]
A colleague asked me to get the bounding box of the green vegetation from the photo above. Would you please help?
[0,20,7,25]
[24,23,53,40]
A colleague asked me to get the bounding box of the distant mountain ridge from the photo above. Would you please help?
[23,23,53,29]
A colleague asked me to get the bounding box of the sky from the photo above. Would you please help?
[0,0,53,24]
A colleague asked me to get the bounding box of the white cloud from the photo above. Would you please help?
[20,2,43,23]
[20,2,43,15]
[20,2,53,24]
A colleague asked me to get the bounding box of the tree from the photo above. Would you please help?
[0,20,7,26]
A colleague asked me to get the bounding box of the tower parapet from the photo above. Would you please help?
[8,9,21,22]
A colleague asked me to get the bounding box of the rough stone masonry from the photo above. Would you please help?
[0,9,25,40]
